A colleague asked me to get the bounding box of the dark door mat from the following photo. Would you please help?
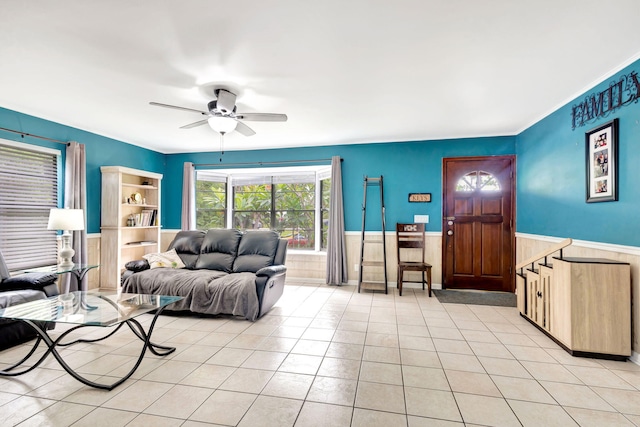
[433,289,516,307]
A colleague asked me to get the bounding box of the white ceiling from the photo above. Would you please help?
[2,1,640,154]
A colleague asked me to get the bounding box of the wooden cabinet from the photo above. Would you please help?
[523,264,551,333]
[100,166,162,289]
[550,257,630,358]
[525,268,539,321]
[519,256,631,359]
[538,264,552,333]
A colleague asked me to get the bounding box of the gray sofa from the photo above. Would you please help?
[121,229,287,321]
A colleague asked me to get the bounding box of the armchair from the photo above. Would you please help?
[0,251,59,350]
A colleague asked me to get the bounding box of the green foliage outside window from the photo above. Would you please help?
[233,184,272,229]
[321,178,331,250]
[195,180,226,229]
[275,183,315,249]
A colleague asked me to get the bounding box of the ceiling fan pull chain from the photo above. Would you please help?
[219,132,225,162]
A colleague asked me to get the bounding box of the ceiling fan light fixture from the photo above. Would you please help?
[208,116,237,134]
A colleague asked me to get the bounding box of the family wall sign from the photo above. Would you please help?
[571,70,640,129]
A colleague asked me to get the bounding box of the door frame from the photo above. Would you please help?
[441,155,516,292]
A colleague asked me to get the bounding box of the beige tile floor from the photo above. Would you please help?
[1,281,639,426]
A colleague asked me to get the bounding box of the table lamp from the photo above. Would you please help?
[47,208,85,267]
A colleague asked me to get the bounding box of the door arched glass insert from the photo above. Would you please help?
[455,171,501,192]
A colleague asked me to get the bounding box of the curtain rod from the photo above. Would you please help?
[0,126,68,145]
[195,158,342,168]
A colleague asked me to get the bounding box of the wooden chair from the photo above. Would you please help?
[396,223,432,297]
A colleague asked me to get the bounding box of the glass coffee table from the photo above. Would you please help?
[0,291,182,390]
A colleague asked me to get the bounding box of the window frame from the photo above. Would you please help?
[195,165,331,252]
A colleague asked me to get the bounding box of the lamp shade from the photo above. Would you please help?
[208,116,237,134]
[47,208,85,231]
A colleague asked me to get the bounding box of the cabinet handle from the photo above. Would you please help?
[537,291,542,298]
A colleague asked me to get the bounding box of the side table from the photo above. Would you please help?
[27,264,99,293]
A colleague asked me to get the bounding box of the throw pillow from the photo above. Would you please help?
[1,273,57,290]
[124,259,150,272]
[143,249,185,269]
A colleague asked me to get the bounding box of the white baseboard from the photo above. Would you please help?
[344,279,444,289]
[630,351,640,366]
[289,278,443,290]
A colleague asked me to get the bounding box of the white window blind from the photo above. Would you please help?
[0,141,59,270]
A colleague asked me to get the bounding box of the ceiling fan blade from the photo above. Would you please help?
[149,102,207,116]
[235,113,288,122]
[180,119,209,129]
[234,120,256,136]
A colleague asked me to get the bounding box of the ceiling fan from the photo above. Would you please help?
[150,88,288,137]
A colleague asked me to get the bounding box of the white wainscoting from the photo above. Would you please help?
[88,230,639,362]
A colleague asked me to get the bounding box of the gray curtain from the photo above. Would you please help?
[326,156,347,285]
[63,141,88,292]
[182,162,195,230]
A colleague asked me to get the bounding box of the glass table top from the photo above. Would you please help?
[0,291,183,327]
[25,264,99,275]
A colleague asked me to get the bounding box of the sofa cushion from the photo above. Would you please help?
[143,249,186,269]
[197,229,243,272]
[233,230,280,273]
[0,288,47,309]
[169,230,205,269]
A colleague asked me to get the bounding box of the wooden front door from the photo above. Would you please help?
[442,156,515,292]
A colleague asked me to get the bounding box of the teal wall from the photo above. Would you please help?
[3,57,640,247]
[0,108,165,233]
[164,137,515,232]
[0,105,515,235]
[516,58,640,246]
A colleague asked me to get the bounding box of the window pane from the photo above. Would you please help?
[320,178,331,250]
[478,172,501,191]
[234,211,271,230]
[275,183,315,210]
[455,171,500,192]
[196,180,226,229]
[275,183,315,249]
[234,184,272,211]
[233,183,272,229]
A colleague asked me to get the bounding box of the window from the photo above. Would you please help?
[273,177,316,249]
[0,140,60,270]
[196,166,331,251]
[319,175,331,251]
[195,172,226,229]
[455,171,501,192]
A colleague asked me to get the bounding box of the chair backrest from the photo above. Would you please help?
[396,223,426,262]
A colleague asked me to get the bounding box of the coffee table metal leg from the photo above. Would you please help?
[125,318,175,356]
[0,307,175,390]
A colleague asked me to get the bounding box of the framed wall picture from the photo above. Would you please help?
[586,118,618,203]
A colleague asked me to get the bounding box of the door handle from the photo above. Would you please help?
[447,230,453,236]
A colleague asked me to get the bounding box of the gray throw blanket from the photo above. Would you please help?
[121,268,260,321]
